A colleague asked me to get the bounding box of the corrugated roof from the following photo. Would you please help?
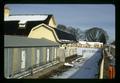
[4,35,59,47]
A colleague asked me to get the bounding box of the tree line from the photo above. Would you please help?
[57,24,110,44]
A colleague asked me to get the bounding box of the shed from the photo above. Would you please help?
[4,35,60,78]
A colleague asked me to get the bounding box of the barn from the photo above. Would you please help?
[4,6,77,58]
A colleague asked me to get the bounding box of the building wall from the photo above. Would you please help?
[4,46,61,78]
[48,17,56,28]
[31,48,35,67]
[4,8,9,17]
[65,47,77,58]
[12,48,19,74]
[4,48,13,78]
[28,26,57,42]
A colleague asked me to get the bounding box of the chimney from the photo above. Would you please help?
[4,5,10,17]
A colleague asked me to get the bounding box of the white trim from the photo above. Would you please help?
[21,50,26,69]
[46,48,50,62]
[54,48,57,59]
[36,49,40,65]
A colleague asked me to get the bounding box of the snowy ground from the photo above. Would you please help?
[50,49,102,79]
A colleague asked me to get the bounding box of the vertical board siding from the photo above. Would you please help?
[46,48,50,63]
[54,48,57,60]
[13,48,19,74]
[49,47,52,62]
[26,48,32,70]
[9,48,13,77]
[31,48,35,67]
[40,47,43,65]
[4,46,59,78]
[4,49,9,78]
[20,48,27,71]
[43,47,47,64]
[36,48,40,66]
[52,47,55,61]
[4,48,13,78]
[56,47,59,60]
[17,49,21,73]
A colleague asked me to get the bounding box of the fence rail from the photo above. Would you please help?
[99,45,115,79]
[99,49,104,79]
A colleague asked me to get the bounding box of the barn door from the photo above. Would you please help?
[21,50,26,70]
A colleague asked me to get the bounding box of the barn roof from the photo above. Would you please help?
[4,21,47,36]
[4,35,60,47]
[4,14,77,42]
[53,28,77,42]
[4,15,52,36]
[4,14,52,24]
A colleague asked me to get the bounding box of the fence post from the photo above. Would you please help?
[99,49,104,79]
[58,48,65,62]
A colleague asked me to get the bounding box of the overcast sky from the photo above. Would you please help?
[6,4,115,43]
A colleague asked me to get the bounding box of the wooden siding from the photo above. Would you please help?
[48,17,56,28]
[4,46,61,78]
[31,48,35,67]
[13,48,19,74]
[28,26,57,42]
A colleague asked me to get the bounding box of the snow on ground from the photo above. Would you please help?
[50,48,102,79]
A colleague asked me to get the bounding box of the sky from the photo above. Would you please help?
[6,4,115,43]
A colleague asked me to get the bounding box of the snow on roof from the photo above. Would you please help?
[78,41,86,44]
[79,41,103,45]
[4,15,48,24]
[60,39,71,42]
[86,42,96,45]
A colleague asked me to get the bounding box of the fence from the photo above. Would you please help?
[99,45,115,79]
[64,47,77,58]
